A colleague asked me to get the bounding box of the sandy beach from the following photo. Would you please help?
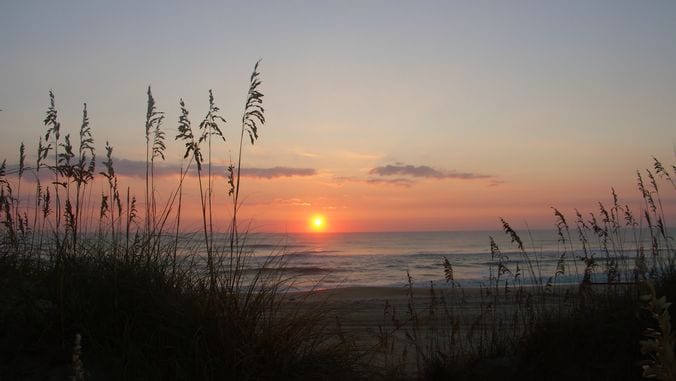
[286,284,582,351]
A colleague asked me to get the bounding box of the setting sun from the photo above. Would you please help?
[309,214,327,232]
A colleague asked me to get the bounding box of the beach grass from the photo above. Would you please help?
[1,67,675,379]
[361,158,675,380]
[0,64,364,380]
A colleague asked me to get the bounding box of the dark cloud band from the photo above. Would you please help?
[369,164,491,180]
[110,159,316,179]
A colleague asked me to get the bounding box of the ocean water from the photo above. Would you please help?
[219,229,674,291]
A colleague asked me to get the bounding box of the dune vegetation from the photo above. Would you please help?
[1,63,675,380]
[0,63,360,380]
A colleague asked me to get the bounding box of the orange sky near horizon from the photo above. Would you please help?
[87,162,672,234]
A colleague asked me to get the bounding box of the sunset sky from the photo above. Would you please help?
[1,1,675,233]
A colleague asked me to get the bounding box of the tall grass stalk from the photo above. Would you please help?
[230,60,265,276]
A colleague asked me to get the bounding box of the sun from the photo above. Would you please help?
[309,214,327,232]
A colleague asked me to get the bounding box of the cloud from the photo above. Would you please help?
[251,198,312,207]
[294,150,319,158]
[334,176,413,188]
[364,178,414,187]
[241,167,316,179]
[277,198,312,207]
[2,159,318,186]
[113,158,175,178]
[369,164,491,180]
[108,159,316,179]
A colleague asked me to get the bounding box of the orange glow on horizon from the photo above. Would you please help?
[309,214,327,232]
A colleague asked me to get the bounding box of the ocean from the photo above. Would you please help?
[216,229,674,291]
